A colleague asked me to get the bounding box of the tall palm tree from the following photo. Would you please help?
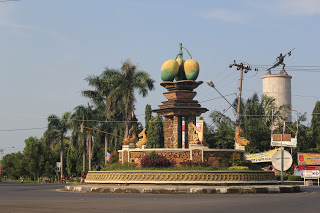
[82,70,125,162]
[45,112,71,178]
[104,59,155,138]
[71,104,92,172]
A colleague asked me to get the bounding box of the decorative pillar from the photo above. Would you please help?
[177,116,182,148]
[164,116,181,148]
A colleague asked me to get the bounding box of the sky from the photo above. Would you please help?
[1,0,320,155]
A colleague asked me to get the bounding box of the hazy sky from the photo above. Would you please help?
[1,0,320,155]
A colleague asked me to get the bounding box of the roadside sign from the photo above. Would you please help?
[303,170,320,186]
[55,162,61,173]
[303,170,320,178]
[271,150,293,171]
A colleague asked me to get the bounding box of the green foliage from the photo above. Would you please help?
[104,60,155,139]
[202,119,215,147]
[44,112,71,177]
[1,152,26,179]
[286,174,303,181]
[228,166,249,171]
[102,162,137,171]
[2,137,57,180]
[109,152,119,164]
[311,101,320,149]
[140,152,174,167]
[145,104,152,131]
[229,152,245,166]
[149,151,158,160]
[146,115,164,148]
[210,110,235,149]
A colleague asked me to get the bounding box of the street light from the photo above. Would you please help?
[207,80,236,111]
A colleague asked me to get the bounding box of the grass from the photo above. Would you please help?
[6,178,39,184]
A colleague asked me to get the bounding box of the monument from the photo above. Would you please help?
[85,44,277,184]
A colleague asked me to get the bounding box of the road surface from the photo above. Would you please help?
[0,182,319,213]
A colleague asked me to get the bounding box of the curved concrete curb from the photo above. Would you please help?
[63,185,300,194]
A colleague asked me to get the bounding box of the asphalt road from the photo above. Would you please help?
[0,182,320,213]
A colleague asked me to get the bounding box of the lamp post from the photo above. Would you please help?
[207,80,236,111]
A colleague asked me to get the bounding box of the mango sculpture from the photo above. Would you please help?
[161,43,199,82]
[161,59,179,81]
[184,59,199,80]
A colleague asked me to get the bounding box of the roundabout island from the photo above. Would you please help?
[85,44,277,186]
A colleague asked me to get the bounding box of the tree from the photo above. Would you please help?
[104,59,155,139]
[45,112,71,177]
[311,101,320,150]
[82,67,126,158]
[1,152,26,179]
[210,110,235,149]
[146,115,164,148]
[145,104,152,132]
[70,104,98,172]
[209,94,286,152]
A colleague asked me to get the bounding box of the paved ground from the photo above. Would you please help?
[1,181,320,213]
[65,183,301,194]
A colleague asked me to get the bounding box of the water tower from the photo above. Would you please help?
[262,70,292,122]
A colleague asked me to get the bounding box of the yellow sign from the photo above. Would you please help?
[298,152,320,166]
[245,148,280,163]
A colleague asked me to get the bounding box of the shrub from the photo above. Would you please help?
[229,152,245,166]
[140,152,175,168]
[228,166,249,171]
[109,152,119,164]
[102,162,137,171]
[180,160,210,167]
[286,174,303,181]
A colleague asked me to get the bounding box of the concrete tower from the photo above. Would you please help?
[262,70,292,122]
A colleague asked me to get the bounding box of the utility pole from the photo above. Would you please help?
[229,60,258,149]
[281,121,285,184]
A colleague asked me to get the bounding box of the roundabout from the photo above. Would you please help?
[85,170,277,185]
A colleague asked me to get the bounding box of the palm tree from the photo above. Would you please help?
[82,70,125,163]
[45,112,71,178]
[104,59,155,138]
[71,104,91,172]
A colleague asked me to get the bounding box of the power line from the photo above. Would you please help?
[199,93,236,103]
[0,127,46,132]
[0,0,20,2]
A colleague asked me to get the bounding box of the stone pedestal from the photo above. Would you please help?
[122,145,135,150]
[121,144,135,165]
[153,80,208,149]
[234,143,245,151]
[189,143,204,162]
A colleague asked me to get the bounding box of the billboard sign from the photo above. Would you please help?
[245,148,280,163]
[298,152,320,166]
[271,134,297,147]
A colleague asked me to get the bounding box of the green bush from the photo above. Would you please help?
[102,162,137,171]
[109,152,119,164]
[228,166,249,171]
[286,174,303,181]
[229,153,245,166]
